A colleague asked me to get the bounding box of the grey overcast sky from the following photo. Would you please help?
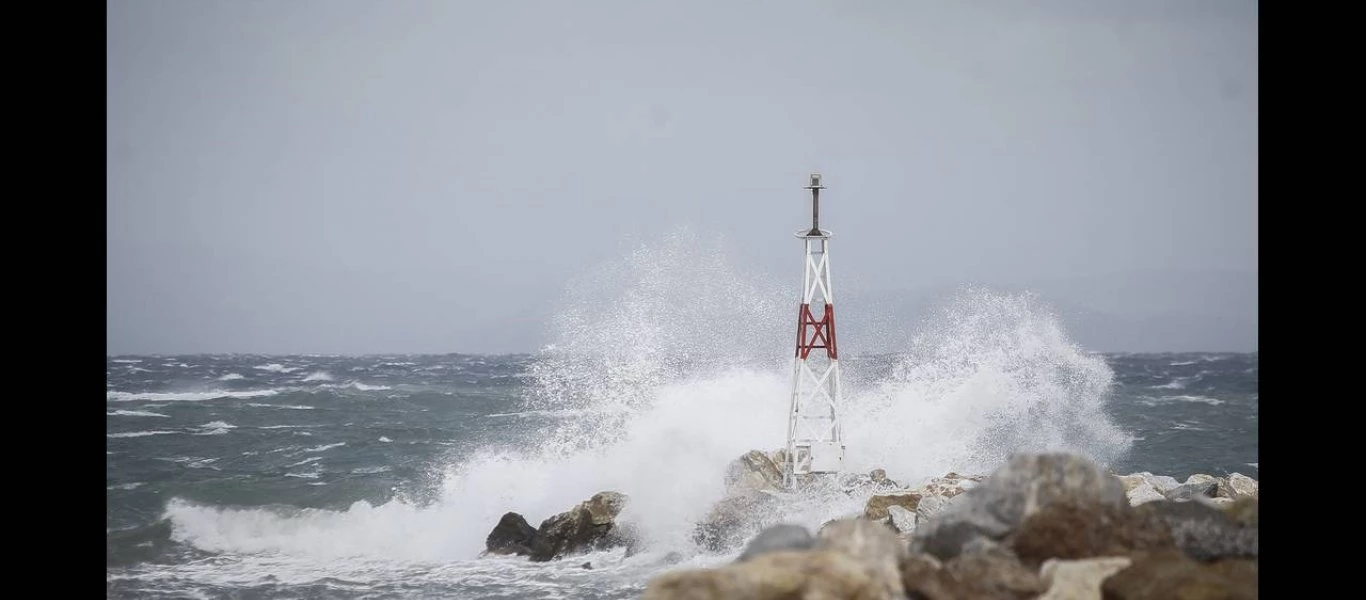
[107,0,1257,355]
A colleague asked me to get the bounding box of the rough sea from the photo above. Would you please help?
[106,237,1257,599]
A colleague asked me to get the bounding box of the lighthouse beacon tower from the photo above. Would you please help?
[783,173,846,489]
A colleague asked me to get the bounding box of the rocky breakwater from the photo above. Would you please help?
[483,491,636,562]
[645,452,1258,599]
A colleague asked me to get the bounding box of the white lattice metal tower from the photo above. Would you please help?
[783,173,845,488]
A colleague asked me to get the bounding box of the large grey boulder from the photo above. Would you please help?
[911,453,1126,560]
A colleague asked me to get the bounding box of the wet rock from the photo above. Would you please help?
[1122,473,1180,494]
[864,491,923,521]
[1008,499,1173,568]
[642,550,890,600]
[1226,473,1257,500]
[1136,500,1257,561]
[902,546,1045,600]
[815,518,907,597]
[736,524,814,562]
[1165,480,1219,502]
[912,453,1126,560]
[1127,484,1167,506]
[580,561,592,570]
[692,489,783,552]
[1038,556,1131,600]
[1184,474,1217,487]
[1214,477,1237,499]
[724,450,785,494]
[1101,549,1257,599]
[583,491,628,525]
[886,505,917,536]
[484,512,547,557]
[529,491,632,562]
[869,468,900,489]
[914,493,960,523]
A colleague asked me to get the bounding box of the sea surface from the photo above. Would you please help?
[107,347,1256,599]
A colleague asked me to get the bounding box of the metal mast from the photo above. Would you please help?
[783,173,845,488]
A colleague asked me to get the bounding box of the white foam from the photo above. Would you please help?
[302,371,334,382]
[108,482,145,490]
[217,373,245,381]
[351,466,391,474]
[111,358,143,363]
[301,442,346,453]
[160,233,1132,568]
[288,456,323,468]
[108,430,180,438]
[1160,395,1224,406]
[247,403,316,410]
[255,363,297,373]
[107,410,169,418]
[196,421,237,436]
[107,390,280,402]
[348,381,390,391]
[378,436,393,443]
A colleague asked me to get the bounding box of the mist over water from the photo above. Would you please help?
[120,231,1152,597]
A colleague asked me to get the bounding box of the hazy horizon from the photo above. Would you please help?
[108,0,1257,356]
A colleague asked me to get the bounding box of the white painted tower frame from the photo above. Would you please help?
[784,173,846,488]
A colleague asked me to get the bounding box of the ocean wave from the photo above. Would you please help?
[255,363,298,373]
[107,410,170,418]
[1159,395,1225,406]
[108,430,180,438]
[107,389,280,402]
[247,403,316,410]
[217,373,245,381]
[301,442,346,454]
[302,371,334,382]
[195,421,237,436]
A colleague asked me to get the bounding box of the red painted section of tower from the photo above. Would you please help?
[795,303,839,360]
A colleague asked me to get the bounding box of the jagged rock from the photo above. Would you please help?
[1007,499,1174,568]
[1037,556,1131,600]
[918,472,984,498]
[886,505,917,536]
[1136,500,1257,561]
[914,493,959,522]
[1127,483,1167,506]
[1226,473,1257,500]
[692,489,783,552]
[737,524,814,562]
[815,518,907,598]
[911,453,1126,561]
[1184,474,1217,487]
[864,492,923,521]
[1122,473,1180,494]
[643,550,891,600]
[901,545,1045,600]
[1101,549,1257,599]
[484,512,547,557]
[869,468,900,489]
[1214,477,1237,499]
[583,491,628,525]
[529,491,632,562]
[724,450,785,494]
[1165,480,1219,502]
[1116,474,1147,494]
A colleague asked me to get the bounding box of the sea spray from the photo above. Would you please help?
[161,230,1133,565]
[841,287,1132,485]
